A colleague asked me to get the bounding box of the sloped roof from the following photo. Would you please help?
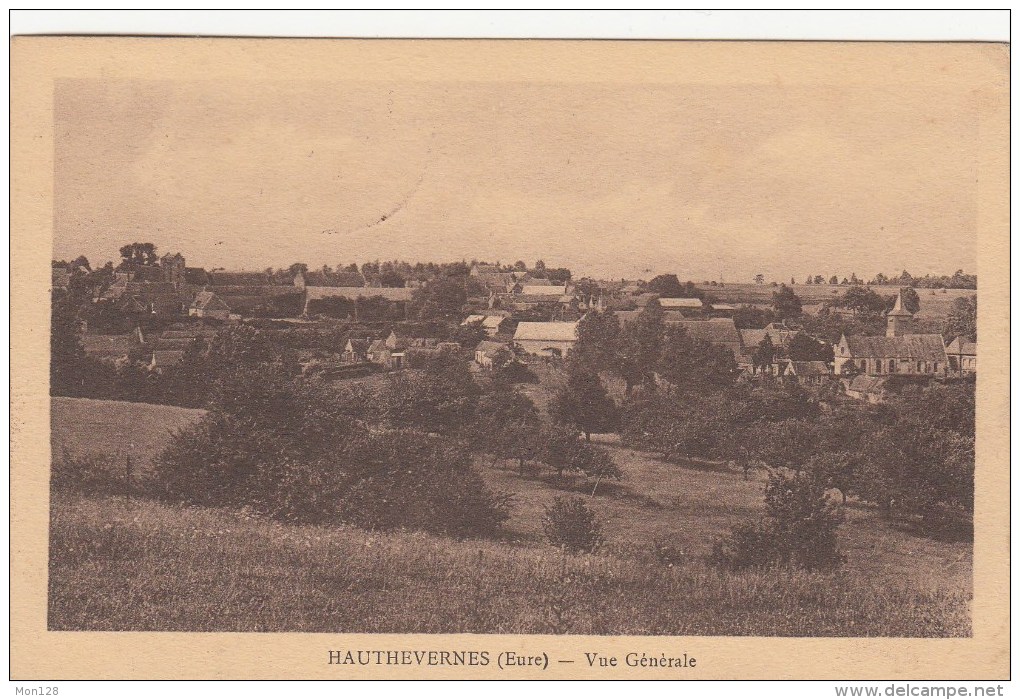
[887,289,913,317]
[81,334,134,358]
[190,291,230,311]
[520,277,554,286]
[633,293,659,307]
[368,339,388,353]
[671,318,742,347]
[345,338,371,353]
[786,360,830,377]
[514,321,578,342]
[475,340,507,355]
[151,350,185,368]
[711,303,737,311]
[659,297,703,309]
[945,336,977,356]
[844,334,947,362]
[520,285,567,296]
[462,314,486,325]
[471,264,503,275]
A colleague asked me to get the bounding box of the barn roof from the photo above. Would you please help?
[190,291,230,311]
[658,297,703,309]
[844,334,947,362]
[945,336,977,356]
[514,321,578,342]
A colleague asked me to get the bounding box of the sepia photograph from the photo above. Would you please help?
[10,27,1009,681]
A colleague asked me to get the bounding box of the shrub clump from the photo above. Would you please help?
[711,469,843,571]
[542,497,603,554]
[152,366,510,536]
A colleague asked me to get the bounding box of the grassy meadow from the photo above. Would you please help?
[48,397,972,636]
[712,282,975,325]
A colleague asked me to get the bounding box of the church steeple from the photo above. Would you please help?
[886,289,913,337]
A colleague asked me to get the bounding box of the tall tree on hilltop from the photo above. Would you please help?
[772,284,803,320]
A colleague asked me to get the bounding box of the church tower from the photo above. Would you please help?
[886,290,913,337]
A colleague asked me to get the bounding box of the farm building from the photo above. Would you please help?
[783,360,831,385]
[461,314,510,336]
[474,340,508,369]
[148,350,185,372]
[945,337,977,375]
[658,297,703,312]
[341,338,371,364]
[842,375,889,403]
[189,291,231,320]
[833,291,948,376]
[513,321,578,357]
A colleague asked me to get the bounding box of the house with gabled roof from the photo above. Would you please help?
[189,291,231,320]
[945,336,977,375]
[513,321,578,357]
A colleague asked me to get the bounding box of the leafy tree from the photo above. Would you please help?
[118,242,158,267]
[733,305,775,329]
[376,270,406,288]
[50,296,92,396]
[450,319,487,350]
[771,284,802,320]
[550,368,619,441]
[943,296,977,341]
[813,275,825,285]
[711,469,843,571]
[752,334,777,374]
[647,273,685,298]
[829,275,839,285]
[787,333,834,363]
[656,326,737,392]
[805,276,813,285]
[569,442,622,483]
[382,354,480,434]
[754,273,766,285]
[411,277,468,322]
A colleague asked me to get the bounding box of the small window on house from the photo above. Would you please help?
[917,361,922,372]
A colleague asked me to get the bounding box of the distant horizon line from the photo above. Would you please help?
[53,246,975,286]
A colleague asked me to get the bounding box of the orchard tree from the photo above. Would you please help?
[550,368,619,441]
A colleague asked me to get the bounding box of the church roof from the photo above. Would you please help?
[843,334,947,362]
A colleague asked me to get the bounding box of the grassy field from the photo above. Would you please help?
[712,283,976,324]
[51,397,206,476]
[48,397,972,636]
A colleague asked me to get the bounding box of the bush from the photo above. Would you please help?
[711,470,843,571]
[542,497,603,554]
[153,366,510,536]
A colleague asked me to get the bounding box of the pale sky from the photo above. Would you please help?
[55,77,978,281]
